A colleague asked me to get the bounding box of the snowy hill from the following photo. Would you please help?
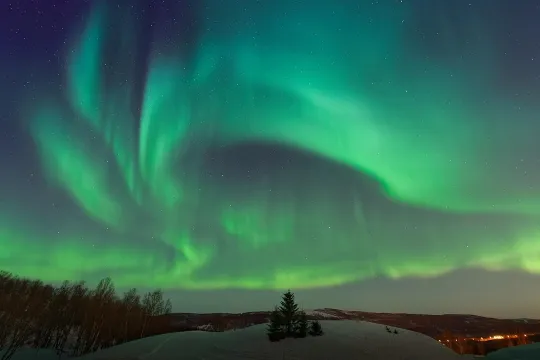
[305,309,341,319]
[5,321,472,360]
[486,342,540,360]
[167,308,540,337]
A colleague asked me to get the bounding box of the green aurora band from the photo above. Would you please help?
[3,1,540,289]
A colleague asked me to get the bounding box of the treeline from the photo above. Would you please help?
[0,270,172,360]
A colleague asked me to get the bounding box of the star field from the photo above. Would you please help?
[1,0,540,316]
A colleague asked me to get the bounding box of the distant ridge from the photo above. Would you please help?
[165,308,540,338]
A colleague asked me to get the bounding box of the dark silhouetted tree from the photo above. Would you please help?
[308,320,324,337]
[266,307,284,342]
[0,269,173,360]
[268,290,316,342]
[140,289,166,338]
[294,311,308,338]
[278,290,299,337]
[121,288,140,343]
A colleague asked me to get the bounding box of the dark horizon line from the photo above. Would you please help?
[164,308,540,321]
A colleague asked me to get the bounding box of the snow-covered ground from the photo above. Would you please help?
[5,320,478,360]
[305,309,341,319]
[486,342,540,360]
[2,349,60,360]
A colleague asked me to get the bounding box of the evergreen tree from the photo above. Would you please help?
[278,290,299,337]
[294,311,308,338]
[267,307,284,342]
[308,320,324,337]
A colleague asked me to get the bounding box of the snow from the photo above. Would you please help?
[305,309,341,319]
[486,342,540,360]
[4,320,480,360]
[197,323,216,331]
[1,349,60,360]
[79,320,476,359]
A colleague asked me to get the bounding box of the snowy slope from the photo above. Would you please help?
[66,320,473,360]
[305,309,341,319]
[486,342,540,360]
[2,349,59,360]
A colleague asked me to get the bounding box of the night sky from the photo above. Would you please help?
[2,0,540,318]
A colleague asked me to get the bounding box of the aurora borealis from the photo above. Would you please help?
[2,0,540,316]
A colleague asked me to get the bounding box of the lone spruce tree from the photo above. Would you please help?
[309,320,324,336]
[294,311,308,338]
[267,307,284,342]
[279,290,299,337]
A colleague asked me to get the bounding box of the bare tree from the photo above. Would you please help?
[140,290,167,338]
[0,270,173,360]
[121,288,140,343]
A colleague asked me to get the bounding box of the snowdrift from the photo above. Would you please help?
[75,320,471,360]
[6,320,480,359]
[486,342,540,360]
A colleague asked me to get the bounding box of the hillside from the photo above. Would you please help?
[486,342,540,359]
[3,311,539,359]
[166,308,540,338]
[66,320,472,360]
